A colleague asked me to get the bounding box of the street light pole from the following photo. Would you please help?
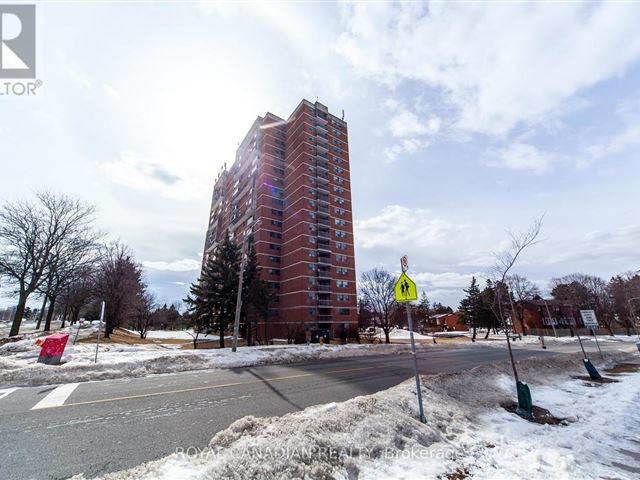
[232,239,247,353]
[232,219,260,353]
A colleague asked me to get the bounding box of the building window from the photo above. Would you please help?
[270,232,282,239]
[272,199,284,207]
[309,277,317,285]
[268,269,280,276]
[338,308,350,315]
[335,219,347,226]
[308,308,316,316]
[335,230,347,238]
[335,207,345,215]
[309,237,316,244]
[308,292,317,300]
[336,242,347,250]
[337,267,348,275]
[308,250,317,257]
[271,220,282,227]
[268,256,281,263]
[336,254,347,262]
[269,244,282,251]
[337,294,349,302]
[271,209,283,217]
[337,280,348,288]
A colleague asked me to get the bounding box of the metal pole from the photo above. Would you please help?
[95,301,105,363]
[73,321,81,345]
[232,238,247,353]
[406,304,426,423]
[575,327,587,358]
[592,328,603,359]
[543,300,558,338]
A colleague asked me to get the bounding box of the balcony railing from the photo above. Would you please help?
[317,285,331,292]
[318,256,331,264]
[318,300,331,307]
[317,217,329,226]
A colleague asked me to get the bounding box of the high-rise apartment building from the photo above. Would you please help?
[203,99,357,340]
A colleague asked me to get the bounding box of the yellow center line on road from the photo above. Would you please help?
[35,365,385,410]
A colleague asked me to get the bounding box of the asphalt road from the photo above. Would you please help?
[0,344,564,480]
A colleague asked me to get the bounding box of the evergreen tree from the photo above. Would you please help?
[416,291,432,331]
[459,276,481,341]
[184,233,241,349]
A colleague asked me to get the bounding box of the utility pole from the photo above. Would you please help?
[232,239,247,353]
[94,301,105,363]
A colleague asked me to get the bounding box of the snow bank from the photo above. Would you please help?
[73,352,640,480]
[388,328,434,340]
[0,340,443,388]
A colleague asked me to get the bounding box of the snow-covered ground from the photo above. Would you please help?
[0,330,448,387]
[72,352,640,480]
[388,327,434,340]
[125,329,229,341]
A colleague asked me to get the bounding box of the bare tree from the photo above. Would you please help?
[0,192,96,337]
[359,268,396,344]
[131,291,155,339]
[490,217,543,384]
[94,242,145,338]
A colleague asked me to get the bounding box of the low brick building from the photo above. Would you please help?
[513,299,584,333]
[432,313,467,332]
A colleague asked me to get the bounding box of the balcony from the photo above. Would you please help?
[317,269,331,279]
[316,185,330,195]
[318,205,329,215]
[317,229,330,238]
[318,315,333,322]
[316,143,328,154]
[315,123,328,135]
[318,299,331,307]
[317,217,329,226]
[316,115,328,125]
[318,256,331,264]
[317,285,331,292]
[316,172,329,183]
[316,133,328,143]
[317,194,329,204]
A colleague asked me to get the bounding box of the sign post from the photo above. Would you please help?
[95,301,105,364]
[394,257,425,423]
[581,310,603,359]
[577,310,602,379]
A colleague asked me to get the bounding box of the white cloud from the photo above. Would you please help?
[100,151,202,201]
[486,143,553,173]
[389,110,440,138]
[543,225,640,266]
[355,205,467,249]
[382,138,429,163]
[143,259,201,272]
[585,125,640,165]
[337,2,640,135]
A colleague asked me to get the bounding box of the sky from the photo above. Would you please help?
[1,1,640,309]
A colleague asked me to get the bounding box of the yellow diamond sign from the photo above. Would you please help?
[395,272,417,302]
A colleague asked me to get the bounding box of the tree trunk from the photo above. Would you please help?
[484,328,490,339]
[472,324,477,342]
[36,296,47,330]
[60,304,69,329]
[384,328,390,344]
[44,295,56,332]
[9,292,29,337]
[219,326,225,349]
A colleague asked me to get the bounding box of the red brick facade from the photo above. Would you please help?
[203,100,357,339]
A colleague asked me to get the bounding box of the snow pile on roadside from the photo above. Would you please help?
[388,328,434,340]
[0,341,443,388]
[76,352,640,480]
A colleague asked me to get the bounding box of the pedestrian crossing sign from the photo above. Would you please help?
[395,272,417,302]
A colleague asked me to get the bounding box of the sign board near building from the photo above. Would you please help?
[580,310,598,329]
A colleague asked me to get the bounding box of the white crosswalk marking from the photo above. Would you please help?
[0,387,18,400]
[31,383,79,410]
